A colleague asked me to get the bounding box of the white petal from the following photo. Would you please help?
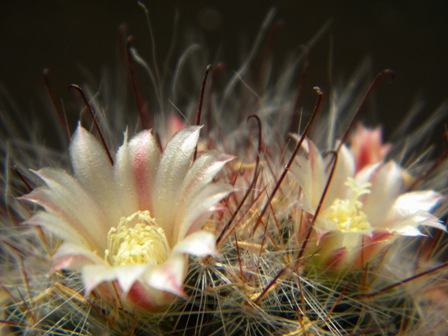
[382,190,445,235]
[394,225,425,237]
[145,254,187,297]
[114,264,149,294]
[52,242,106,272]
[362,161,403,226]
[83,264,150,296]
[390,211,446,236]
[114,129,139,215]
[355,162,382,186]
[295,139,326,208]
[70,125,121,224]
[172,230,218,257]
[152,126,201,239]
[24,211,87,246]
[178,150,234,210]
[82,264,117,295]
[177,183,233,240]
[390,190,444,216]
[324,144,355,206]
[23,168,110,250]
[127,129,161,212]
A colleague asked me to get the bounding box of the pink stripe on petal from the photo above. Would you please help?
[126,281,172,310]
[128,130,160,213]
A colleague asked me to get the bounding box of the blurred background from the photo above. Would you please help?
[1,0,447,148]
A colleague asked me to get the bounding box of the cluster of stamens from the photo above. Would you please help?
[323,178,372,232]
[105,211,170,267]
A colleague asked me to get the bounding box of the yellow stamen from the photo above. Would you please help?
[323,177,372,232]
[105,211,170,266]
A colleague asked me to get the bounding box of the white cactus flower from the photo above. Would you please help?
[22,125,234,309]
[295,138,445,270]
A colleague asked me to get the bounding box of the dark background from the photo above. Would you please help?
[1,0,447,147]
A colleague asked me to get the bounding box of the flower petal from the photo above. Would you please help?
[362,161,403,226]
[114,264,149,294]
[82,264,117,296]
[127,129,161,212]
[172,230,218,257]
[52,242,106,272]
[152,126,201,238]
[22,168,110,250]
[70,125,121,224]
[145,254,187,298]
[177,183,233,240]
[83,264,164,302]
[389,190,444,217]
[385,190,446,236]
[126,281,174,310]
[114,129,138,215]
[324,144,355,205]
[350,124,391,171]
[391,211,446,236]
[355,162,382,187]
[24,211,87,246]
[295,139,326,209]
[178,150,234,210]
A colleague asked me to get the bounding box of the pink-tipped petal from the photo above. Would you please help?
[145,254,187,298]
[166,113,186,142]
[52,242,106,272]
[350,124,391,171]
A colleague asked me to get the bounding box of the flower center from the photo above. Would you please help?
[105,211,170,267]
[323,178,372,232]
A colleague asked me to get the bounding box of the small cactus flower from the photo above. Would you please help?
[22,125,233,309]
[296,138,445,270]
[350,123,391,171]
